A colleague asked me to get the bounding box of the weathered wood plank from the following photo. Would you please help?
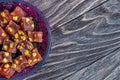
[24,0,120,80]
[26,0,108,29]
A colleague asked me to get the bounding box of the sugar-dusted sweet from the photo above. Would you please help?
[28,31,43,43]
[21,17,34,31]
[0,63,15,79]
[11,6,26,22]
[5,20,20,35]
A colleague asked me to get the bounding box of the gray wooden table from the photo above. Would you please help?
[24,0,120,80]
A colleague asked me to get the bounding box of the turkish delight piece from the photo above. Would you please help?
[0,9,11,22]
[25,48,42,66]
[2,39,17,53]
[28,31,43,43]
[11,6,26,22]
[0,51,12,63]
[0,63,15,79]
[5,21,20,35]
[14,30,28,43]
[12,55,28,72]
[21,17,34,31]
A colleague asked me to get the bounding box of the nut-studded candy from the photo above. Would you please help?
[0,27,9,44]
[0,51,12,63]
[0,27,8,37]
[0,63,15,79]
[21,17,34,31]
[0,9,11,22]
[14,30,27,43]
[17,41,34,53]
[12,55,28,72]
[25,48,42,66]
[2,39,17,53]
[17,43,25,52]
[24,41,34,50]
[28,31,43,43]
[11,6,26,22]
[5,20,20,35]
[0,10,11,27]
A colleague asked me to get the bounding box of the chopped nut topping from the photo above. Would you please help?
[29,38,32,42]
[4,52,9,57]
[24,50,30,56]
[21,36,26,41]
[17,45,23,50]
[9,43,14,48]
[4,64,10,68]
[28,59,32,64]
[2,58,8,63]
[1,32,6,37]
[13,16,18,21]
[32,53,37,57]
[26,18,30,23]
[14,33,19,39]
[3,45,8,51]
[31,24,34,28]
[14,60,19,64]
[1,12,5,17]
[7,27,13,32]
[3,19,8,24]
[33,59,37,62]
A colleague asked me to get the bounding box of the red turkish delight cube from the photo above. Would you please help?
[11,6,26,22]
[5,21,20,35]
[12,55,28,72]
[0,63,15,79]
[2,39,17,53]
[25,48,42,66]
[21,17,34,31]
[28,31,43,43]
[0,51,12,63]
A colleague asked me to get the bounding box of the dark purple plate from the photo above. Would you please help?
[0,0,51,80]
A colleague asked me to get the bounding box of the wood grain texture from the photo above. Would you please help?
[24,0,120,80]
